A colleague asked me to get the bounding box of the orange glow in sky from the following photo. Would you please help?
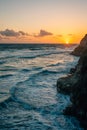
[0,0,87,44]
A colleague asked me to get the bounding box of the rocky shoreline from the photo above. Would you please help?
[57,34,87,129]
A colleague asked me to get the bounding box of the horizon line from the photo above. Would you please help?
[0,42,78,44]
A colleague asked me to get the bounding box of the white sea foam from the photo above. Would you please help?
[0,44,82,130]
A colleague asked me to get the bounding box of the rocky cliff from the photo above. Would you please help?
[71,34,87,56]
[57,34,87,129]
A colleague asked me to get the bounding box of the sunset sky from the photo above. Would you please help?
[0,0,87,43]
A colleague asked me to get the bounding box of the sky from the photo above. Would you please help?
[0,0,87,44]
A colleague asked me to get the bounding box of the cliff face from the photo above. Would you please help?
[57,34,87,128]
[64,49,87,128]
[71,34,87,56]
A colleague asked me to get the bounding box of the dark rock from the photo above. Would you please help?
[71,34,87,56]
[57,35,87,129]
[63,105,77,116]
[66,49,87,128]
[70,67,76,74]
[57,74,78,95]
[57,75,72,94]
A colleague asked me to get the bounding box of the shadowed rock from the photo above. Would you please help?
[57,35,87,129]
[71,34,87,56]
[57,74,79,95]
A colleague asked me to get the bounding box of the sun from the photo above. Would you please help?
[64,37,70,44]
[65,41,69,44]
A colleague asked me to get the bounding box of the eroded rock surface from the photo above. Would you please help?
[57,35,87,129]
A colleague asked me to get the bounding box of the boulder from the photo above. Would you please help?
[57,74,79,95]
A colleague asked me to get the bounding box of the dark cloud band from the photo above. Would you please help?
[35,29,53,37]
[0,29,28,37]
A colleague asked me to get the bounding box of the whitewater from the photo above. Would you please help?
[0,44,83,130]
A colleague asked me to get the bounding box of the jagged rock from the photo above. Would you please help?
[57,75,72,94]
[70,67,76,74]
[65,49,87,128]
[57,35,87,129]
[71,34,87,56]
[57,74,79,95]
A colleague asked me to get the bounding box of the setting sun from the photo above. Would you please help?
[0,0,87,129]
[0,0,87,43]
[66,41,69,44]
[64,37,70,44]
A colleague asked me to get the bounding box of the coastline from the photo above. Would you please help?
[57,34,87,129]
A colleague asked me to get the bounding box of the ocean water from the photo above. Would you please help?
[0,44,83,130]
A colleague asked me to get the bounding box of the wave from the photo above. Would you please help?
[19,51,70,59]
[23,70,58,82]
[0,61,6,65]
[20,67,43,73]
[48,63,61,67]
[0,95,13,108]
[10,87,39,110]
[17,68,68,84]
[0,43,76,50]
[20,69,31,72]
[0,87,29,109]
[0,68,18,72]
[0,74,13,79]
[38,70,59,75]
[9,86,58,112]
[0,87,25,109]
[0,55,15,60]
[32,67,43,71]
[36,68,68,75]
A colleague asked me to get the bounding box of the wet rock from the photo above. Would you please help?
[70,67,76,74]
[57,73,79,95]
[57,75,72,94]
[63,105,77,116]
[57,35,87,129]
[69,49,87,128]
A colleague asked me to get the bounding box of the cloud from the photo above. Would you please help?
[19,31,28,36]
[68,34,73,36]
[0,29,28,37]
[35,29,53,37]
[0,29,19,37]
[0,34,10,41]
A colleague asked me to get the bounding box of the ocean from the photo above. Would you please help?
[0,44,83,130]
